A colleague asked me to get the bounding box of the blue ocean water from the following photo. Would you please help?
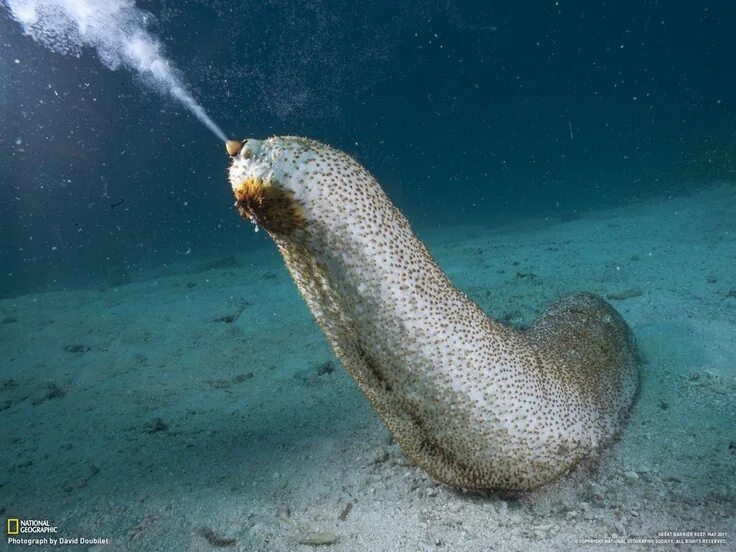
[1,1,734,296]
[1,2,734,550]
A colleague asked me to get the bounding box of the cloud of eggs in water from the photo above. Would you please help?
[4,0,227,141]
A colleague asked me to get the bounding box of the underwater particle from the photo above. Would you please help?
[31,382,66,405]
[316,361,336,376]
[294,361,337,386]
[606,288,644,301]
[1,378,19,390]
[109,198,125,210]
[623,470,639,482]
[371,447,390,465]
[63,344,90,353]
[298,532,338,546]
[143,417,168,434]
[232,372,254,383]
[226,137,640,492]
[213,303,247,324]
[191,255,240,274]
[205,372,253,389]
[214,313,236,323]
[338,502,353,521]
[62,464,100,493]
[198,527,236,548]
[127,515,159,542]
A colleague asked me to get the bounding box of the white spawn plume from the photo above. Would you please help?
[4,0,227,142]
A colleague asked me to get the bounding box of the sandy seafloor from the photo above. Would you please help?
[1,184,735,552]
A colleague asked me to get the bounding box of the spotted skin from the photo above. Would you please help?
[228,136,640,491]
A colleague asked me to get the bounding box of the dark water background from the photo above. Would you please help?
[1,0,734,297]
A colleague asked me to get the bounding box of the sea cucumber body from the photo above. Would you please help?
[228,137,639,490]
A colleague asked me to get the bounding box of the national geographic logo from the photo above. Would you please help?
[6,518,58,534]
[6,518,110,547]
[7,519,18,535]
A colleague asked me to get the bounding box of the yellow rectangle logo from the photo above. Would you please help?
[7,518,19,535]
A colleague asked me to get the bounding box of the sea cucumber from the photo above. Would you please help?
[225,137,640,491]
